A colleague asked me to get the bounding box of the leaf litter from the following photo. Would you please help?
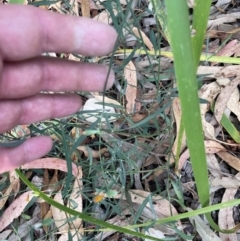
[2,0,240,240]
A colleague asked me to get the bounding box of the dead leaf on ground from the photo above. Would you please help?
[206,154,222,178]
[216,77,240,122]
[77,146,108,158]
[21,158,79,177]
[51,167,83,240]
[211,177,240,189]
[217,151,240,172]
[178,140,226,171]
[169,98,187,164]
[145,228,165,240]
[9,170,20,195]
[7,206,40,240]
[68,166,83,230]
[0,230,12,240]
[114,189,179,221]
[214,76,240,123]
[207,16,236,29]
[93,9,118,24]
[198,82,221,139]
[81,97,117,123]
[68,54,81,61]
[58,230,84,241]
[94,215,131,241]
[0,191,35,232]
[80,0,90,17]
[124,61,138,113]
[188,208,222,241]
[51,192,69,232]
[197,65,240,79]
[78,0,105,10]
[91,94,122,107]
[0,181,17,210]
[218,173,240,241]
[132,27,154,50]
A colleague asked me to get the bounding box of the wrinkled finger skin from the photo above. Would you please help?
[0,4,118,173]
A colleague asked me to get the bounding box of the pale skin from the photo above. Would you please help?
[0,5,117,173]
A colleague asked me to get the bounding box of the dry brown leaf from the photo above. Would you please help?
[93,9,117,24]
[68,54,81,61]
[198,82,221,139]
[43,209,52,234]
[214,76,240,123]
[178,140,226,170]
[0,191,35,232]
[77,146,108,158]
[81,0,90,17]
[217,151,240,172]
[216,78,240,122]
[216,65,240,78]
[206,154,222,178]
[218,173,240,241]
[132,27,154,50]
[58,230,84,241]
[70,0,79,16]
[169,98,187,164]
[9,170,20,196]
[91,94,122,107]
[68,166,83,229]
[21,158,79,177]
[94,216,130,241]
[47,170,60,193]
[7,211,40,240]
[0,230,12,240]
[131,112,148,122]
[41,170,50,230]
[188,209,222,241]
[51,192,69,232]
[78,0,105,10]
[207,16,236,29]
[0,183,14,210]
[197,65,240,79]
[124,61,137,113]
[211,177,240,189]
[114,189,179,221]
[52,168,83,239]
[227,88,240,121]
[197,66,222,78]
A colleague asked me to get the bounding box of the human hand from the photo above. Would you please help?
[0,4,117,173]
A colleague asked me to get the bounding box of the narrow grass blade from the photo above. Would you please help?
[191,0,212,66]
[220,113,240,143]
[116,49,240,65]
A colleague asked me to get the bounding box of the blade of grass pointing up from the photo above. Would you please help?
[191,0,212,67]
[164,0,239,233]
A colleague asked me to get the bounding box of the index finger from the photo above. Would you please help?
[0,5,118,60]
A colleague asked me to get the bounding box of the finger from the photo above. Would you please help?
[0,94,82,133]
[0,136,52,173]
[1,57,114,98]
[0,5,117,61]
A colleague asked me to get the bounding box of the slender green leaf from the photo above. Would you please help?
[116,49,240,65]
[191,0,212,67]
